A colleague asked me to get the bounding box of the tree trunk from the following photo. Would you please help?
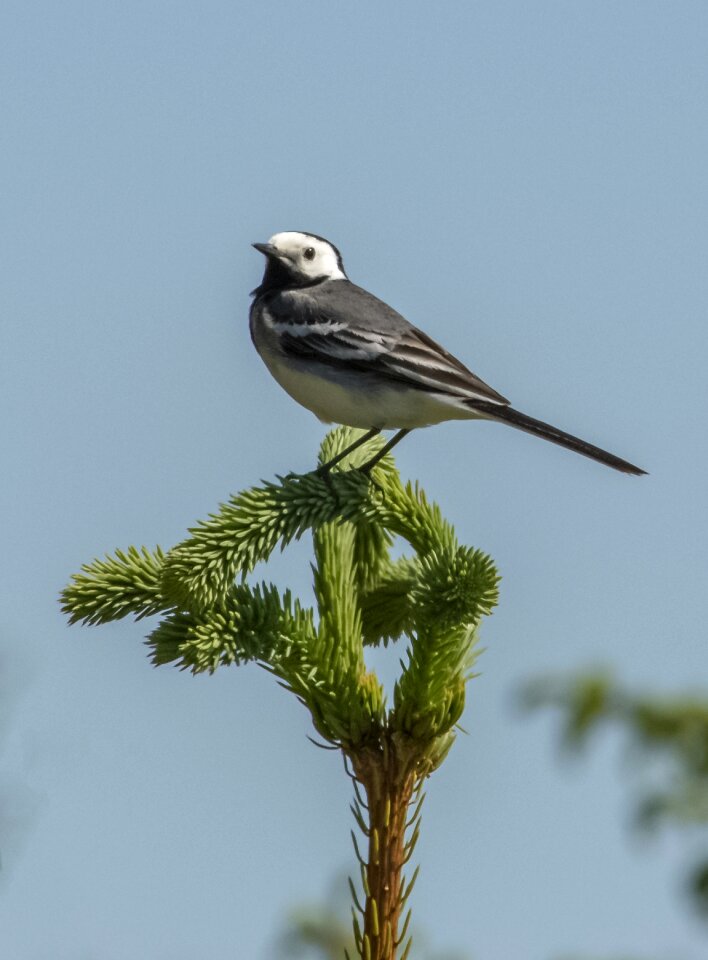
[349,738,422,960]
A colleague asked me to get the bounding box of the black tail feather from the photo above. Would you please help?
[467,401,647,476]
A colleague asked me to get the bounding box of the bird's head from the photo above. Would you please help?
[252,231,347,293]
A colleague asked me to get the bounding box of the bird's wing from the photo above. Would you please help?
[270,284,509,405]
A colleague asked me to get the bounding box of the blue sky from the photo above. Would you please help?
[2,2,708,957]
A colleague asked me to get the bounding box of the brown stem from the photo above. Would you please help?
[350,738,419,960]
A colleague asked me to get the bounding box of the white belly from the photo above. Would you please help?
[263,353,481,430]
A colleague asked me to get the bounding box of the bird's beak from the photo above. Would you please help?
[252,242,280,258]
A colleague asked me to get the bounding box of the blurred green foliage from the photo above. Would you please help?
[523,670,708,920]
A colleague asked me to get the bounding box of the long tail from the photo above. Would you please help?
[467,401,647,476]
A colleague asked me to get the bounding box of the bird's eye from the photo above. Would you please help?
[303,247,316,261]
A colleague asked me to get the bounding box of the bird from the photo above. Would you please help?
[249,231,646,476]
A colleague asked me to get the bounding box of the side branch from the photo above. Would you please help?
[61,546,168,625]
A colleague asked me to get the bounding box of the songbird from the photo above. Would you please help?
[250,231,645,476]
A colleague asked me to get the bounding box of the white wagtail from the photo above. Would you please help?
[250,231,646,476]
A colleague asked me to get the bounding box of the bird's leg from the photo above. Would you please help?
[359,429,410,473]
[316,427,381,474]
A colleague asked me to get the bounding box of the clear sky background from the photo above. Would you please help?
[2,2,707,958]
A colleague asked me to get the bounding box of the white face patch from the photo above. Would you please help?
[268,231,347,282]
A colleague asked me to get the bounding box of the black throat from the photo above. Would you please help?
[251,257,333,297]
[252,256,295,295]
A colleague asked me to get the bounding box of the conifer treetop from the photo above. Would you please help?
[62,426,500,757]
